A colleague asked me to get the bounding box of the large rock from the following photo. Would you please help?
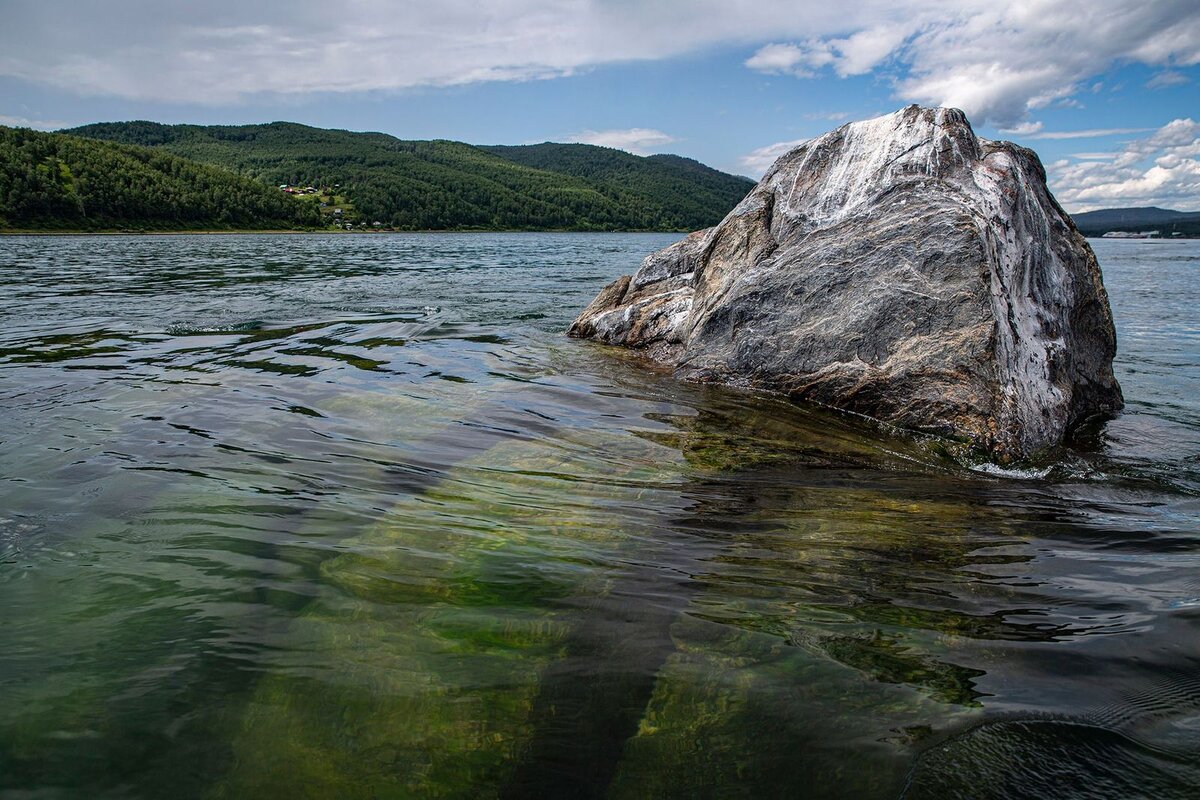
[569,106,1123,462]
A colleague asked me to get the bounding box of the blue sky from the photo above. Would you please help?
[2,0,1198,211]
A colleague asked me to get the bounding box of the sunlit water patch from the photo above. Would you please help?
[0,234,1198,798]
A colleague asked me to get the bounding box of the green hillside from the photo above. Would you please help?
[0,126,321,231]
[65,121,754,231]
[480,143,752,231]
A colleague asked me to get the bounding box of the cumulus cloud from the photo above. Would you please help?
[1,0,1196,130]
[565,128,677,154]
[1049,118,1200,211]
[745,0,1200,127]
[747,25,911,79]
[739,138,809,176]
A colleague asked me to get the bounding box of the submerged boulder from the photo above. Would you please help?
[569,105,1123,462]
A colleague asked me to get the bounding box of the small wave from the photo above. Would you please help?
[969,462,1052,480]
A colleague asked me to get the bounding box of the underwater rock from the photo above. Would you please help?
[569,105,1124,462]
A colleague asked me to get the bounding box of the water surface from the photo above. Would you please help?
[1,233,1198,799]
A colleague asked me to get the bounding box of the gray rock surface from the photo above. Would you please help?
[569,105,1123,462]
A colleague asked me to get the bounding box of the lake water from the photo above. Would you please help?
[1,233,1198,799]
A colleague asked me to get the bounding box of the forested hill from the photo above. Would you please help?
[65,121,755,231]
[0,126,321,231]
[480,143,753,231]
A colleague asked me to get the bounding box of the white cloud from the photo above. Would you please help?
[0,0,1194,131]
[832,26,913,75]
[745,0,1200,127]
[744,43,823,78]
[565,128,677,155]
[1146,70,1191,88]
[747,25,911,79]
[1027,127,1153,140]
[804,111,853,122]
[1049,118,1200,211]
[999,120,1044,136]
[0,113,69,130]
[738,138,809,176]
[0,1,888,103]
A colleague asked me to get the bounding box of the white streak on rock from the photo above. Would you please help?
[570,105,1123,462]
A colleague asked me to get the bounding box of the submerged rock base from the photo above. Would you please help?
[570,105,1124,463]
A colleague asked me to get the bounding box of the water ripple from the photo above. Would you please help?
[0,234,1197,799]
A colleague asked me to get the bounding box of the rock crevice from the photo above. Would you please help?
[568,105,1123,462]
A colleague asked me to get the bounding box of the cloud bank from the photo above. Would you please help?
[0,1,878,103]
[1050,118,1200,211]
[2,0,1196,129]
[745,0,1200,127]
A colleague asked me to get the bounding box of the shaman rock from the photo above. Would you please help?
[569,106,1123,462]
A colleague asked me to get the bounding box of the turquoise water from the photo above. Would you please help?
[0,233,1197,798]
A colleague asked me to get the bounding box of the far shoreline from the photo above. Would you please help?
[0,228,696,237]
[3,229,1196,240]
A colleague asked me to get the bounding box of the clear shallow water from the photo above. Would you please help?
[0,233,1197,799]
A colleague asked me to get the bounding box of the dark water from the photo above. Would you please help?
[1,233,1198,799]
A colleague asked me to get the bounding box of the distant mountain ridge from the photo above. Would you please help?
[22,119,1191,237]
[1072,206,1200,237]
[63,121,755,232]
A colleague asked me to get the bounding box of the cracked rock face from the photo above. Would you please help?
[569,105,1123,462]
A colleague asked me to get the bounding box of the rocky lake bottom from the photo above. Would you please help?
[1,233,1198,798]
